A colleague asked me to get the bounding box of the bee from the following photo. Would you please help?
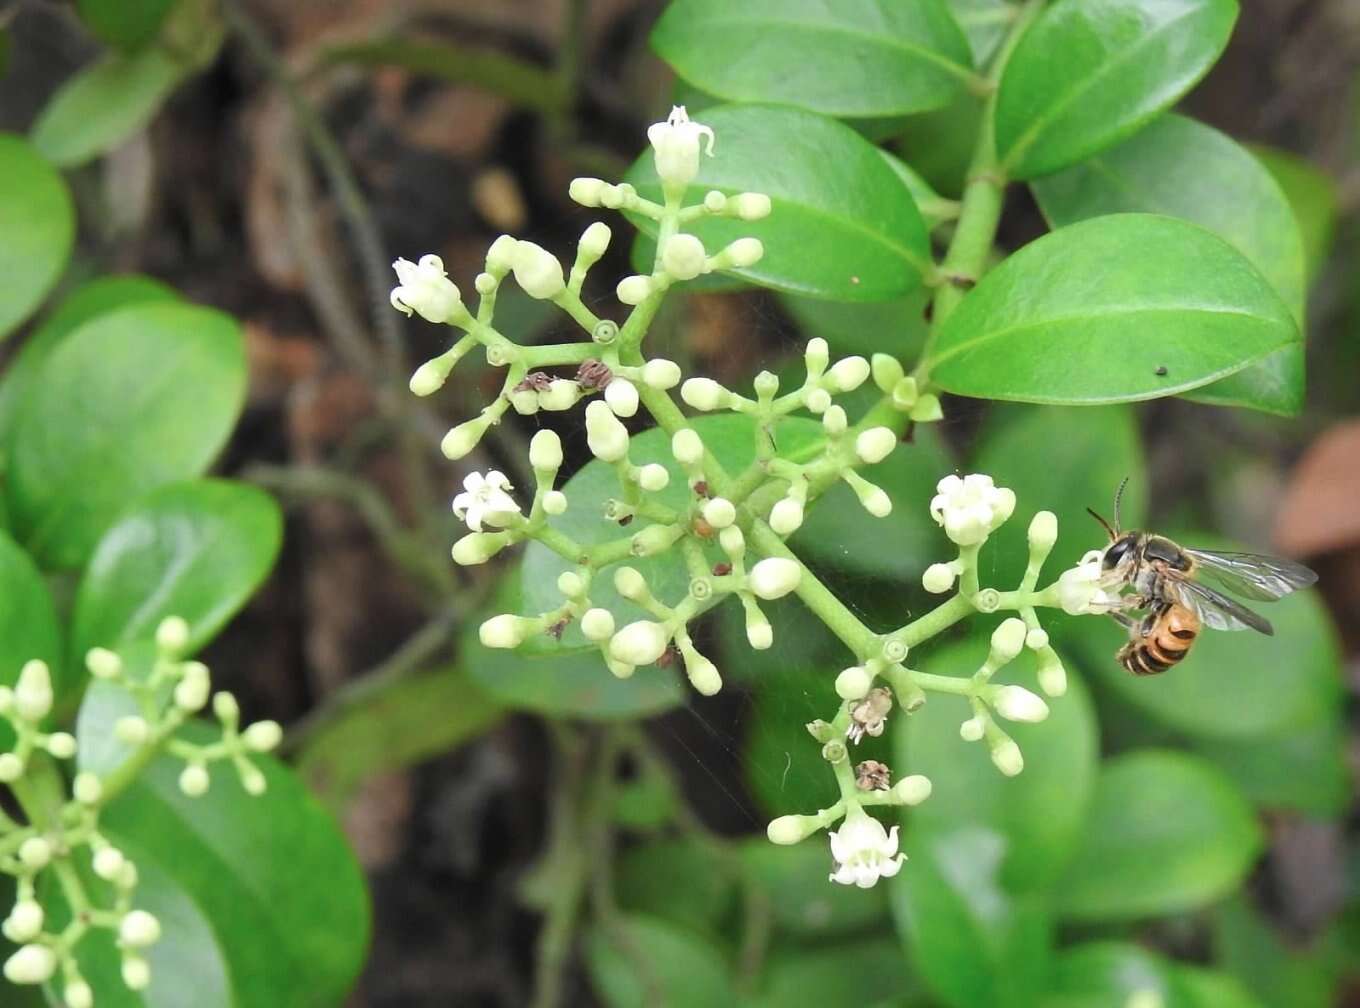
[1089,479,1317,674]
[846,687,893,744]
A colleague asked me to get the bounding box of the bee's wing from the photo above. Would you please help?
[1183,548,1317,602]
[1168,577,1274,635]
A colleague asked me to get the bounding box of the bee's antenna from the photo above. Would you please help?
[1086,507,1117,541]
[1113,476,1130,533]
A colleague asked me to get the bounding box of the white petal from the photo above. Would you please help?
[880,825,901,858]
[828,829,850,863]
[854,864,879,888]
[879,854,905,878]
[829,865,857,886]
[463,472,485,494]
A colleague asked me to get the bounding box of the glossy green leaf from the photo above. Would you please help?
[0,532,61,749]
[995,0,1239,178]
[738,837,888,937]
[650,0,973,118]
[0,275,178,441]
[792,426,952,581]
[77,0,176,49]
[71,480,281,661]
[891,827,1052,1008]
[880,148,957,231]
[897,638,1099,891]
[295,664,504,812]
[1032,114,1306,415]
[30,47,183,169]
[1252,145,1338,281]
[586,914,735,1008]
[520,412,823,650]
[616,839,734,936]
[1054,750,1261,922]
[927,214,1298,405]
[0,134,75,339]
[1042,942,1262,1008]
[949,0,1014,64]
[625,104,932,300]
[747,938,919,1008]
[896,91,986,199]
[466,576,684,719]
[75,716,370,1007]
[778,288,931,360]
[7,302,246,569]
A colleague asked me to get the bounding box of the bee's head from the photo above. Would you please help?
[1102,532,1139,571]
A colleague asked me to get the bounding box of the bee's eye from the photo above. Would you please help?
[1103,538,1133,569]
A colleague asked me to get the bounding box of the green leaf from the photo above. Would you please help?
[0,134,75,339]
[792,426,952,582]
[625,104,932,301]
[1054,750,1262,922]
[0,274,178,441]
[6,302,247,569]
[738,837,889,937]
[616,839,734,936]
[895,91,986,198]
[77,0,176,49]
[1213,896,1335,1008]
[466,576,685,719]
[897,638,1099,891]
[746,937,920,1008]
[71,480,282,661]
[995,0,1239,178]
[586,914,735,1008]
[75,716,370,1007]
[650,0,973,119]
[1042,942,1262,1008]
[949,0,1014,64]
[0,532,61,749]
[880,147,958,230]
[1252,145,1338,281]
[295,664,504,812]
[927,214,1299,405]
[30,47,183,169]
[891,827,1053,1008]
[778,288,931,360]
[1031,114,1306,416]
[1192,709,1348,816]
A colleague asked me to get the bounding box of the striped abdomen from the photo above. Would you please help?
[1117,603,1200,676]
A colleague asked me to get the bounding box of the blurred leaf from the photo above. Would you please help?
[1192,708,1348,816]
[739,836,889,937]
[80,719,370,1007]
[30,47,183,169]
[1054,750,1262,922]
[1031,113,1306,416]
[0,134,75,339]
[778,288,930,360]
[895,91,985,198]
[650,0,973,118]
[467,576,685,719]
[1175,968,1266,1008]
[0,275,178,441]
[792,427,953,582]
[1213,896,1336,1008]
[949,0,1013,64]
[1042,942,1261,1008]
[0,532,61,750]
[744,663,842,817]
[1252,146,1338,281]
[6,302,246,569]
[520,412,822,651]
[612,775,678,829]
[77,0,176,49]
[625,105,931,301]
[891,826,1053,1008]
[71,479,282,664]
[746,937,919,1008]
[295,664,504,812]
[995,0,1238,178]
[616,838,735,935]
[898,638,1099,890]
[927,214,1298,406]
[586,914,735,1008]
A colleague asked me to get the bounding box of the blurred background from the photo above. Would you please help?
[2,1,1360,1005]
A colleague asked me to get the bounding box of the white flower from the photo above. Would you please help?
[828,812,904,888]
[390,255,464,323]
[647,105,714,187]
[1056,549,1122,615]
[929,473,1016,546]
[452,471,521,532]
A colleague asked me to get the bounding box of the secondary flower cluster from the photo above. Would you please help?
[0,617,280,1003]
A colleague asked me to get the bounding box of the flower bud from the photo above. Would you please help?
[766,814,816,845]
[642,358,681,390]
[894,774,932,806]
[724,237,764,268]
[822,405,847,435]
[120,910,162,948]
[585,400,630,462]
[45,732,76,759]
[3,902,42,943]
[510,241,566,300]
[606,657,636,679]
[115,715,149,745]
[485,234,519,273]
[746,611,773,650]
[990,738,1024,777]
[835,666,872,700]
[1026,628,1050,650]
[475,272,497,295]
[480,614,528,649]
[605,377,640,417]
[569,177,607,206]
[681,377,729,412]
[538,379,582,412]
[581,608,616,642]
[632,524,681,556]
[579,221,612,258]
[509,388,540,415]
[804,337,829,375]
[922,563,956,594]
[845,474,892,518]
[73,772,102,805]
[174,664,211,712]
[1037,650,1068,697]
[18,838,50,870]
[910,392,943,422]
[959,717,985,742]
[122,955,151,991]
[989,618,1028,664]
[769,497,804,536]
[636,463,669,492]
[543,491,568,515]
[86,646,123,680]
[243,720,283,752]
[440,418,486,460]
[992,685,1049,723]
[616,274,654,305]
[826,356,870,392]
[1028,511,1058,553]
[671,429,704,465]
[855,427,897,465]
[661,233,708,280]
[872,353,904,392]
[702,497,736,529]
[64,980,93,1008]
[93,846,126,881]
[686,655,722,696]
[719,525,745,557]
[14,660,52,721]
[748,558,801,600]
[411,359,451,397]
[528,429,563,472]
[614,566,647,600]
[804,387,831,413]
[609,621,669,666]
[732,192,772,220]
[4,944,55,985]
[179,764,210,797]
[451,532,508,566]
[753,370,779,398]
[213,691,240,724]
[0,754,23,782]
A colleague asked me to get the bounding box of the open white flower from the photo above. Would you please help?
[452,471,520,532]
[930,473,1016,546]
[390,255,463,323]
[1056,549,1123,615]
[647,106,715,187]
[828,810,904,888]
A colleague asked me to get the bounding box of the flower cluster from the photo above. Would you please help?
[0,617,280,1002]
